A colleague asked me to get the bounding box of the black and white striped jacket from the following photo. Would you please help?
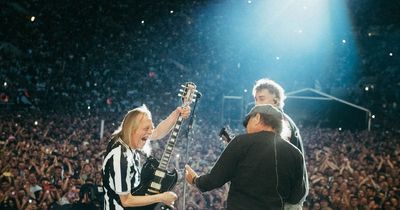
[102,137,141,210]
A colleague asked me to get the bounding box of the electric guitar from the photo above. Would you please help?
[132,82,198,210]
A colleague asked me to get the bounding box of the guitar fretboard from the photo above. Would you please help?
[157,115,183,171]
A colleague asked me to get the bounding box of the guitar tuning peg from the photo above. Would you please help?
[181,85,185,88]
[179,89,184,92]
[178,93,182,97]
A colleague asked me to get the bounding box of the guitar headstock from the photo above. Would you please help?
[179,82,199,107]
[219,126,234,143]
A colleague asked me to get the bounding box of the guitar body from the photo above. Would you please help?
[130,157,178,210]
[134,157,178,195]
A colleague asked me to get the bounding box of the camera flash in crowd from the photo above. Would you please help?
[338,127,342,131]
[3,82,7,87]
[141,20,145,24]
[342,39,346,44]
[389,52,393,56]
[248,0,252,4]
[34,121,38,126]
[372,115,376,119]
[88,106,91,110]
[30,16,35,22]
[176,154,180,158]
[276,56,280,60]
[170,10,174,14]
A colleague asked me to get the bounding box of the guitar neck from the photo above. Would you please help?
[157,115,184,171]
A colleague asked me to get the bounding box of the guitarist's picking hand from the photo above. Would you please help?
[185,165,199,185]
[160,191,177,207]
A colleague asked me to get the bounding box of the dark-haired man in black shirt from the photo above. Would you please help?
[185,104,306,210]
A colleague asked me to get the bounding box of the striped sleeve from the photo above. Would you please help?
[103,145,131,195]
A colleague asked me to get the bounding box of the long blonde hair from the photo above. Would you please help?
[112,105,152,154]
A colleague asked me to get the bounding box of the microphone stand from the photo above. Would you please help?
[182,94,200,210]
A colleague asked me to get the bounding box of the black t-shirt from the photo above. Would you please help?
[196,131,306,210]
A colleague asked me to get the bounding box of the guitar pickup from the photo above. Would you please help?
[155,170,166,178]
[150,182,161,190]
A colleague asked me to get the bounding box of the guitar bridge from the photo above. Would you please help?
[147,188,160,194]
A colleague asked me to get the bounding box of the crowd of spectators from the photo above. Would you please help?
[0,0,399,209]
[0,111,399,210]
[303,128,400,210]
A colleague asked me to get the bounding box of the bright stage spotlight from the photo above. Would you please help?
[196,0,359,97]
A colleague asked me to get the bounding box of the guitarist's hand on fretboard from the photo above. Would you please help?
[176,106,191,119]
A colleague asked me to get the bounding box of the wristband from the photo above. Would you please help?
[192,176,198,185]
